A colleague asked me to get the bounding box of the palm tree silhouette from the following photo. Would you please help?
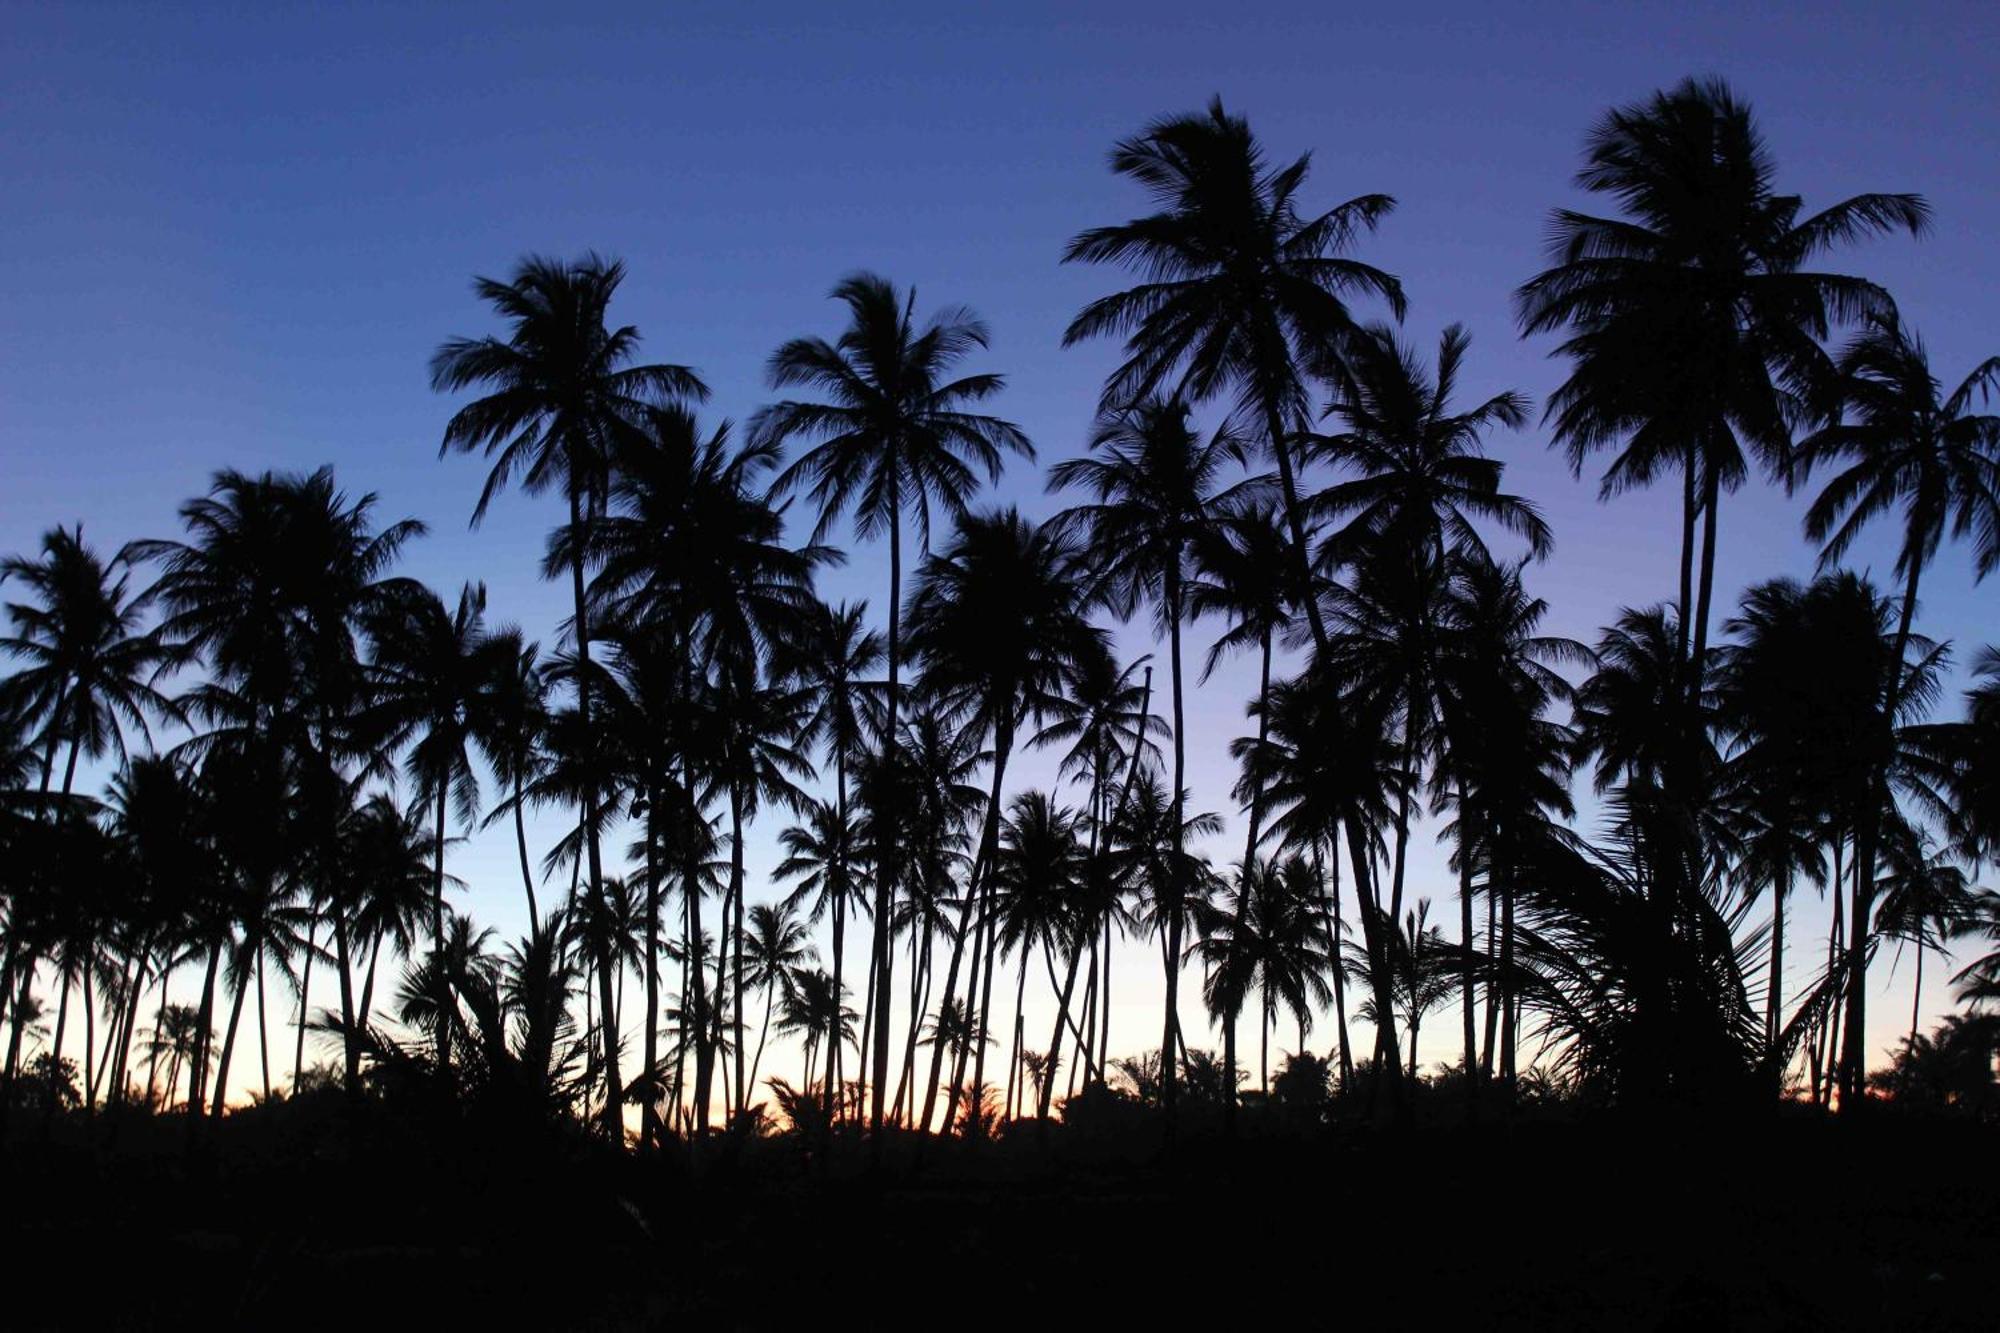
[1049,395,1260,1122]
[433,254,706,1141]
[1063,97,1404,650]
[904,508,1103,1133]
[753,272,1031,1135]
[1518,76,1927,678]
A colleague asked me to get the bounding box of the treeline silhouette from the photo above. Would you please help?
[4,78,2000,1181]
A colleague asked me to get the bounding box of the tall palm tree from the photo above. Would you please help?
[1518,76,1927,678]
[905,508,1104,1133]
[752,272,1031,1135]
[1049,395,1260,1121]
[432,253,705,1141]
[1063,98,1404,649]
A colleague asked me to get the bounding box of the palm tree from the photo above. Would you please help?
[433,252,706,1141]
[1799,318,2000,673]
[1063,98,1404,649]
[478,632,551,934]
[904,508,1104,1133]
[752,271,1031,1135]
[0,525,179,800]
[987,790,1086,1121]
[1049,396,1260,1121]
[1,527,178,1073]
[1345,898,1456,1082]
[1517,76,1927,679]
[772,599,883,1114]
[1874,824,1979,1049]
[131,467,422,1091]
[363,581,511,1068]
[741,901,816,1100]
[774,796,870,1116]
[1308,323,1550,568]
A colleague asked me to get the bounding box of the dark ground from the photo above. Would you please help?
[6,1101,1995,1331]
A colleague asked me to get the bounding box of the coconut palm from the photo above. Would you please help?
[752,271,1031,1135]
[1518,76,1927,679]
[986,790,1086,1121]
[0,525,180,800]
[433,253,705,1140]
[904,508,1105,1132]
[1063,97,1404,649]
[741,901,816,1099]
[1799,317,2000,687]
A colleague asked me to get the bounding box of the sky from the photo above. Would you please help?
[4,0,1997,1102]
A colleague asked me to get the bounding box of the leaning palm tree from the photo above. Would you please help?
[1063,97,1404,649]
[1517,76,1927,679]
[752,272,1031,1135]
[432,253,705,1141]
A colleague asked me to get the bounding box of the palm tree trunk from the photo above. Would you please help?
[1005,950,1028,1121]
[514,782,540,936]
[256,946,271,1104]
[1689,462,1721,692]
[870,506,904,1139]
[293,909,316,1091]
[188,940,221,1118]
[1322,842,1352,1087]
[641,795,660,1148]
[1260,397,1329,651]
[1458,800,1478,1108]
[433,787,452,1073]
[730,782,748,1118]
[1766,865,1789,1050]
[210,950,252,1117]
[1840,554,1928,1107]
[825,753,848,1121]
[1676,447,1696,663]
[750,982,774,1099]
[568,486,623,1144]
[926,713,1014,1134]
[1160,572,1188,1128]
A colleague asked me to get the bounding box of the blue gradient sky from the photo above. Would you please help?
[5,1,1996,1094]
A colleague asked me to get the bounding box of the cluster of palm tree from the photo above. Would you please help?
[5,77,2000,1149]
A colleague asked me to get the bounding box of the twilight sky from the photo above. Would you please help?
[4,0,1996,1090]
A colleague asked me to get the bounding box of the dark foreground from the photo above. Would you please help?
[6,1101,1995,1331]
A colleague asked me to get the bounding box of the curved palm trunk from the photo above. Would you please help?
[292,910,317,1091]
[1223,626,1274,1134]
[514,782,540,936]
[187,940,222,1118]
